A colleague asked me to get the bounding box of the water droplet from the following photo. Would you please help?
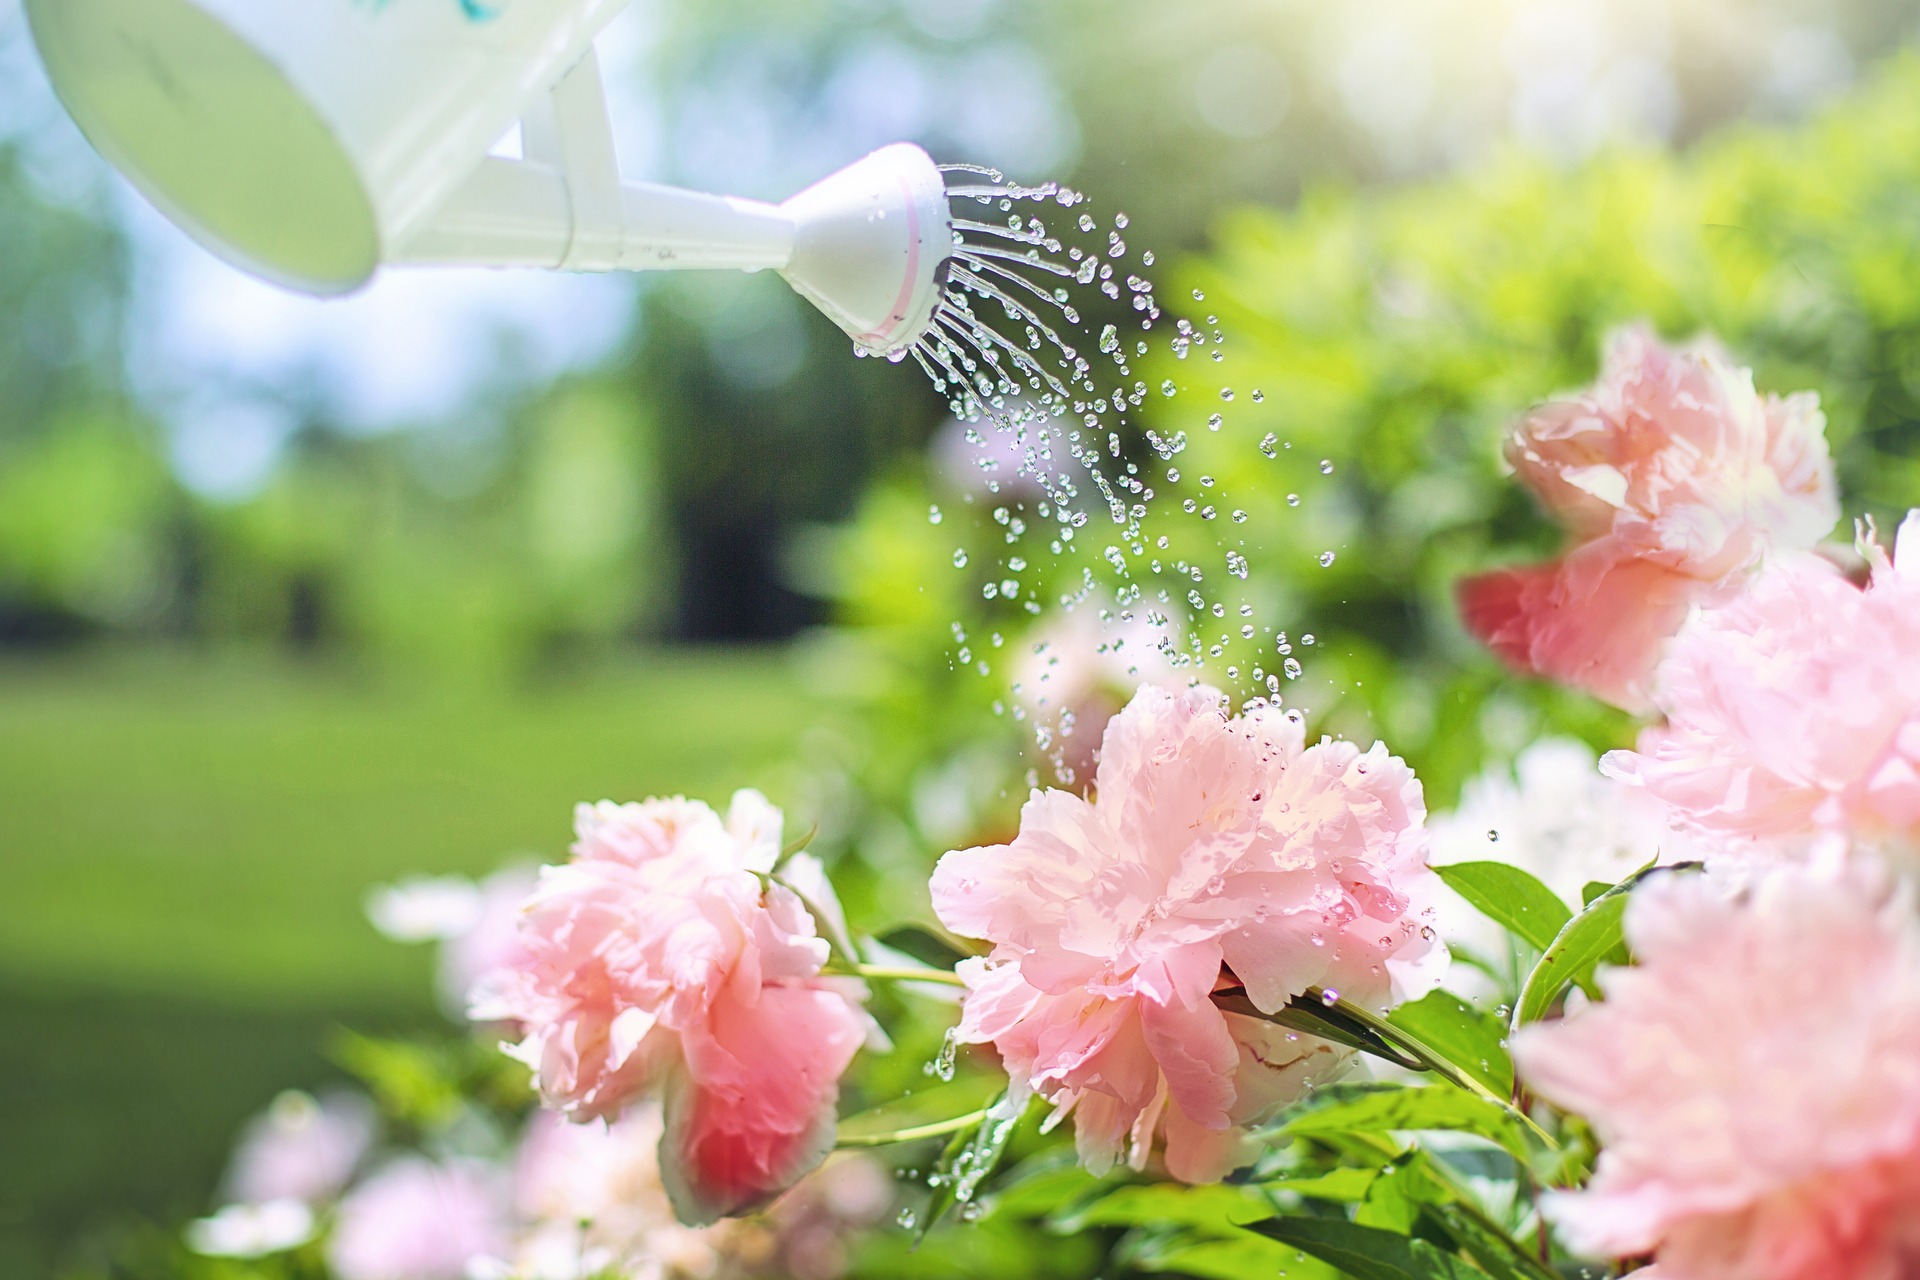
[928,504,943,525]
[897,1208,918,1230]
[952,549,969,568]
[1321,988,1341,1006]
[1207,413,1223,430]
[1220,387,1235,401]
[926,1026,960,1082]
[1078,213,1096,232]
[1487,829,1500,842]
[1259,433,1278,458]
[1251,389,1265,402]
[1319,459,1334,475]
[1160,379,1177,397]
[1192,289,1206,301]
[1318,551,1336,567]
[1114,212,1130,229]
[1284,657,1302,679]
[1301,633,1316,645]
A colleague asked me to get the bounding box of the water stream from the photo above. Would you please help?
[874,164,1327,784]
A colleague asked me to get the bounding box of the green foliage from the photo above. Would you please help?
[1433,864,1571,953]
[836,1078,1005,1146]
[1513,885,1633,1028]
[329,1029,530,1134]
[1126,1233,1342,1279]
[915,1091,1030,1242]
[1246,1216,1495,1280]
[1050,1183,1273,1233]
[1277,1083,1534,1165]
[1387,992,1515,1097]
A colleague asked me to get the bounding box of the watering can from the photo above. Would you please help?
[23,0,953,355]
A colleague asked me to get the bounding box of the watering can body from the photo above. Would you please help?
[28,0,631,295]
[25,0,952,353]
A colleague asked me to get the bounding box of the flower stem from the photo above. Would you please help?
[826,963,969,988]
[1306,986,1559,1152]
[835,1109,987,1148]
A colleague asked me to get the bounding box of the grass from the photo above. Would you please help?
[0,647,820,1275]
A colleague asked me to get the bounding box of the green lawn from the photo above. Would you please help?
[0,649,820,1275]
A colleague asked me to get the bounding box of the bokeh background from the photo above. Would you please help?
[7,0,1920,1273]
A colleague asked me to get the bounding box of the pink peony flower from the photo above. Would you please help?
[510,1107,734,1280]
[1605,514,1920,859]
[930,685,1446,1183]
[327,1157,512,1280]
[1512,862,1920,1278]
[1459,325,1837,712]
[473,790,873,1225]
[222,1089,376,1207]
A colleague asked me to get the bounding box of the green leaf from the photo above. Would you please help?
[1278,1082,1533,1163]
[1578,880,1613,908]
[1245,1216,1496,1280]
[1433,863,1571,952]
[984,1153,1102,1219]
[1215,990,1423,1071]
[1422,1203,1560,1280]
[835,1076,1003,1143]
[1266,1166,1381,1203]
[1514,864,1707,1030]
[1513,893,1629,1029]
[876,922,977,969]
[917,1090,1029,1242]
[1052,1183,1274,1234]
[1129,1234,1341,1280]
[1387,991,1514,1096]
[1354,1153,1426,1232]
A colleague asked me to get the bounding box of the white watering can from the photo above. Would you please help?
[24,0,954,355]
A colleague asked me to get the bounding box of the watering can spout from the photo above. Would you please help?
[24,0,954,356]
[394,141,952,358]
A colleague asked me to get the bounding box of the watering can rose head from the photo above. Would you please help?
[472,791,876,1226]
[931,684,1447,1182]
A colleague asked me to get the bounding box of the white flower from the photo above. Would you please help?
[185,1199,315,1258]
[365,875,485,942]
[1429,738,1704,988]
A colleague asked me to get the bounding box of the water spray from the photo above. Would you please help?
[24,0,953,356]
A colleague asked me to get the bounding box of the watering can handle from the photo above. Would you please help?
[392,48,795,276]
[523,49,624,271]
